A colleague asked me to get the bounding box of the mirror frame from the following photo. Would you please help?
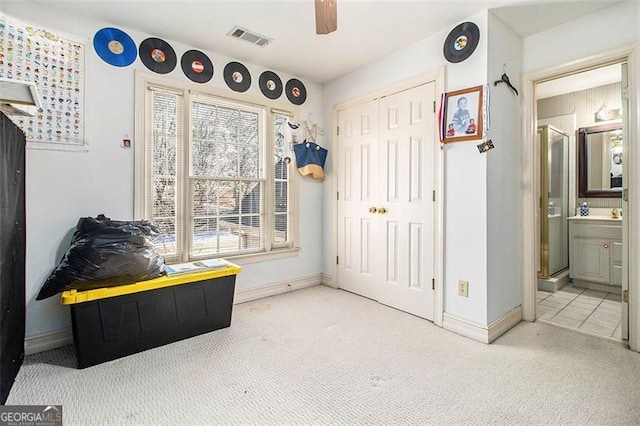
[577,122,623,198]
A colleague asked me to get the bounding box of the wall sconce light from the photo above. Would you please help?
[595,103,622,122]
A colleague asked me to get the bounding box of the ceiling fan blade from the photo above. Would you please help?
[315,0,337,35]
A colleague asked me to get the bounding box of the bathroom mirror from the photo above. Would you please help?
[578,123,623,198]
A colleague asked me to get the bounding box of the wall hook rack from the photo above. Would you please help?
[493,73,519,96]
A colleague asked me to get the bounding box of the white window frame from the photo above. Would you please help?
[134,71,300,265]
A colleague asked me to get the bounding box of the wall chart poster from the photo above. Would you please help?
[0,14,86,151]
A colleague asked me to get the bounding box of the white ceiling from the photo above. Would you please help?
[26,0,624,84]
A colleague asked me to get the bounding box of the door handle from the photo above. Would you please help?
[603,243,609,249]
[369,207,378,214]
[378,207,387,214]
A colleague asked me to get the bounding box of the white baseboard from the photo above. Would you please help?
[321,273,334,287]
[24,274,322,355]
[487,306,523,343]
[25,327,73,356]
[443,306,522,344]
[573,279,623,295]
[443,314,489,343]
[232,273,321,304]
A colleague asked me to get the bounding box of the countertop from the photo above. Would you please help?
[568,215,622,222]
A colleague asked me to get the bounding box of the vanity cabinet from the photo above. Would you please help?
[611,241,623,286]
[569,217,622,288]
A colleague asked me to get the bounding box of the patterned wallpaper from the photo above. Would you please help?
[538,82,623,209]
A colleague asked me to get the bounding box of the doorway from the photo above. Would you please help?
[532,60,629,341]
[335,78,439,321]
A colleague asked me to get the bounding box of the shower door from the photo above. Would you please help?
[538,125,569,278]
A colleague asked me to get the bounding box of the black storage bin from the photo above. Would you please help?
[61,263,240,368]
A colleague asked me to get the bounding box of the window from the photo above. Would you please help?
[136,76,297,263]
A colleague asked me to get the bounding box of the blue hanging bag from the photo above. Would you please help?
[293,140,328,180]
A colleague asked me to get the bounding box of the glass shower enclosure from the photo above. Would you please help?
[538,125,570,279]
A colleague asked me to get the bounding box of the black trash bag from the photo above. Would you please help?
[36,214,165,300]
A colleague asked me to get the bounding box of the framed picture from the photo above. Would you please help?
[442,85,483,143]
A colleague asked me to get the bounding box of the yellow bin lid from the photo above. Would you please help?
[60,260,241,305]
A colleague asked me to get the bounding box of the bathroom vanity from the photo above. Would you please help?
[568,216,622,292]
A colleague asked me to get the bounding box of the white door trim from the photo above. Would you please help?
[331,67,445,326]
[626,44,640,351]
[521,43,639,351]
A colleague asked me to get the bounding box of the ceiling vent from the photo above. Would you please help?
[227,26,273,47]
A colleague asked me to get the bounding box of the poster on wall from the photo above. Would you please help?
[0,14,87,151]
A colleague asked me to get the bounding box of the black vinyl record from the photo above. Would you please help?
[443,22,480,64]
[139,37,177,74]
[223,62,251,92]
[259,71,283,100]
[285,78,307,105]
[93,27,137,67]
[181,50,214,83]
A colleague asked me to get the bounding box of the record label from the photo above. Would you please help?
[108,40,124,55]
[151,49,166,63]
[139,37,177,74]
[259,71,283,100]
[285,78,307,105]
[192,61,203,73]
[454,36,467,51]
[443,22,480,64]
[93,27,137,67]
[224,62,251,92]
[181,50,213,83]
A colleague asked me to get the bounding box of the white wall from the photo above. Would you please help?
[323,11,490,325]
[523,0,640,74]
[4,3,324,339]
[486,13,523,324]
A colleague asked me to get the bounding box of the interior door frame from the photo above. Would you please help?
[331,67,445,327]
[521,43,640,351]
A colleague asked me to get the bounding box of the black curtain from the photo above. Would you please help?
[0,112,26,404]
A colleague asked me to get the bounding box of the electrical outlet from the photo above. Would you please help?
[458,280,469,297]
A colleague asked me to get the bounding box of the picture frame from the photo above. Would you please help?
[442,85,483,143]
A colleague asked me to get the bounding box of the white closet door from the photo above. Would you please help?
[337,82,436,320]
[377,82,436,320]
[337,99,381,301]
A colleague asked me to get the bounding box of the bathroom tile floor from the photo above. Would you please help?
[537,285,622,340]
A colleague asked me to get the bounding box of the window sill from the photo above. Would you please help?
[224,247,301,266]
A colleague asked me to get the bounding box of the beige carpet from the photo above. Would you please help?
[7,285,640,425]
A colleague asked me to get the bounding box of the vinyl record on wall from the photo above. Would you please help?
[93,27,137,67]
[285,78,307,105]
[139,37,177,74]
[259,71,283,100]
[443,22,480,64]
[223,61,252,92]
[181,50,214,83]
